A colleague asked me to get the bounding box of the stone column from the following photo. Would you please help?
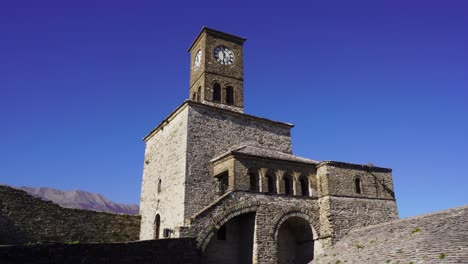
[276,170,285,194]
[252,208,278,264]
[292,172,301,196]
[258,168,268,193]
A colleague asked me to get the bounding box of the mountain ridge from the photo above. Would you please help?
[12,185,139,215]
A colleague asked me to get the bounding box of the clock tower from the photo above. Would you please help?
[188,27,246,113]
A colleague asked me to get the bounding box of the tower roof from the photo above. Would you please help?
[188,27,247,52]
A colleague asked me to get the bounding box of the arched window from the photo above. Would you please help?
[213,82,221,102]
[192,92,196,101]
[226,86,234,105]
[284,175,292,195]
[249,171,259,192]
[154,214,161,239]
[300,177,309,196]
[157,179,162,193]
[355,177,362,194]
[197,86,201,102]
[267,174,276,194]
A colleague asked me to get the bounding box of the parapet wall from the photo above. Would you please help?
[0,185,140,244]
[313,205,468,263]
[0,238,199,264]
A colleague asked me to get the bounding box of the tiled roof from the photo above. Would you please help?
[211,145,319,165]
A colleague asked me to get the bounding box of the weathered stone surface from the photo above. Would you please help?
[0,185,140,244]
[139,28,401,264]
[189,28,245,111]
[0,238,199,264]
[139,106,188,240]
[313,205,468,264]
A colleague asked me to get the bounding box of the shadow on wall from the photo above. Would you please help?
[203,212,255,264]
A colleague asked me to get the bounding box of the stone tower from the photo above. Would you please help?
[139,27,398,264]
[188,27,245,113]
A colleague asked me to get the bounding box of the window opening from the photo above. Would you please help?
[154,214,161,239]
[300,178,309,196]
[197,86,201,102]
[355,177,362,194]
[267,174,276,194]
[219,172,229,195]
[284,176,291,195]
[213,83,221,102]
[249,172,259,192]
[226,86,234,105]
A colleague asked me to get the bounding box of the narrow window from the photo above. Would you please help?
[218,172,229,195]
[217,225,227,240]
[213,82,221,102]
[197,86,201,102]
[154,214,161,239]
[192,92,196,100]
[226,86,234,105]
[300,178,309,196]
[284,176,291,195]
[249,172,259,192]
[355,177,362,194]
[157,179,162,193]
[267,174,276,194]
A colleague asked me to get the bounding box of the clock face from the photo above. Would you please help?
[214,46,234,65]
[194,50,202,71]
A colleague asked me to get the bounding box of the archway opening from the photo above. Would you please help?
[203,212,256,264]
[277,216,314,264]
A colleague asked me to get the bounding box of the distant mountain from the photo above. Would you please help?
[15,186,139,215]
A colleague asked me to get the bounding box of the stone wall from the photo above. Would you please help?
[0,185,140,244]
[185,102,293,217]
[313,205,468,264]
[316,162,398,243]
[180,190,322,264]
[0,238,199,264]
[140,105,188,240]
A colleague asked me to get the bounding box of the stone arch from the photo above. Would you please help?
[273,211,319,264]
[272,210,319,241]
[197,204,259,251]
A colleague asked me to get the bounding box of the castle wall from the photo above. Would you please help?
[185,103,293,217]
[0,185,140,244]
[313,205,468,264]
[139,106,188,240]
[0,238,199,264]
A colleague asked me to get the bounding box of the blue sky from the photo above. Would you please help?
[1,1,467,218]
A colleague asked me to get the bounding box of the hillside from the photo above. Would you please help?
[15,186,139,215]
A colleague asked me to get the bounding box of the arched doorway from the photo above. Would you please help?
[154,214,160,239]
[277,216,314,264]
[203,212,256,264]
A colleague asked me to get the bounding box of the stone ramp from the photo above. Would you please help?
[312,205,468,263]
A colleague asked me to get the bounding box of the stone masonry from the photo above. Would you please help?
[0,185,140,244]
[139,27,399,263]
[313,205,468,263]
